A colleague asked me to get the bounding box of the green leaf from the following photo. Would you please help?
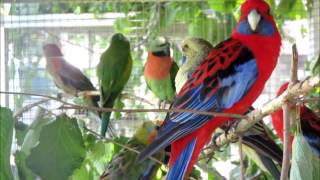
[20,110,52,155]
[14,151,36,180]
[208,0,242,13]
[70,134,114,180]
[290,134,320,180]
[0,107,14,180]
[15,109,50,179]
[276,0,307,19]
[26,114,85,180]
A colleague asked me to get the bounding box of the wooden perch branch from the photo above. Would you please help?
[280,44,299,180]
[212,75,320,150]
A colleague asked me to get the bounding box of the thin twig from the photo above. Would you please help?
[14,98,51,119]
[239,136,245,180]
[0,91,246,119]
[83,126,165,166]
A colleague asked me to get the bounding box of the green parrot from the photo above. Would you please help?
[97,33,132,136]
[144,37,179,106]
[179,37,283,179]
[100,121,165,180]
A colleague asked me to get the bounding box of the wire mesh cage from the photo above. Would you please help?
[0,0,319,179]
[1,0,317,130]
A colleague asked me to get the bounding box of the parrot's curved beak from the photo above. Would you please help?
[248,9,261,31]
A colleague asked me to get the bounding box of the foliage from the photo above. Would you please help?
[290,134,320,180]
[26,114,85,180]
[0,107,14,180]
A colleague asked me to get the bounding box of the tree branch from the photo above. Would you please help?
[280,43,298,180]
[239,136,245,180]
[210,75,319,151]
[13,98,51,119]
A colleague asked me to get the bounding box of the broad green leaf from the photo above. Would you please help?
[26,114,85,180]
[0,107,14,180]
[15,109,50,179]
[70,134,114,179]
[290,134,320,180]
[14,151,36,180]
[20,110,52,155]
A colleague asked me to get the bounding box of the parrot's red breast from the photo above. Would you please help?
[144,52,173,80]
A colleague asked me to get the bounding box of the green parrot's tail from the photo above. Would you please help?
[100,112,111,136]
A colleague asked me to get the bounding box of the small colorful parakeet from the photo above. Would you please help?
[144,37,179,106]
[138,0,282,179]
[178,37,282,179]
[43,44,99,110]
[97,33,132,136]
[100,121,165,180]
[271,82,320,157]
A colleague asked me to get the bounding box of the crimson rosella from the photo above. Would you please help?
[178,37,282,179]
[144,37,179,106]
[43,44,99,110]
[138,0,282,179]
[271,82,320,157]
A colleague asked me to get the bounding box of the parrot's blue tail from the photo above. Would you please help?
[167,138,196,180]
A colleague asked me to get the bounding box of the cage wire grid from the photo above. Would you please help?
[0,1,318,137]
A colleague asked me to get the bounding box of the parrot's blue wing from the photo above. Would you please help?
[138,39,259,161]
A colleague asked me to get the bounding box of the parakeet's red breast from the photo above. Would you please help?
[271,82,320,157]
[144,38,178,103]
[144,52,174,80]
[138,0,281,179]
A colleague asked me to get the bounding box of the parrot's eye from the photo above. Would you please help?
[266,8,271,16]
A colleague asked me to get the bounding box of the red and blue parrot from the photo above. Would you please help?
[271,82,320,157]
[138,0,282,179]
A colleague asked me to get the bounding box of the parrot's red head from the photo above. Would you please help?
[233,0,279,37]
[43,44,63,58]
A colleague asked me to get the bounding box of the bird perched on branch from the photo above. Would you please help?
[144,37,179,106]
[177,37,282,179]
[271,82,320,157]
[43,44,99,110]
[100,121,165,180]
[138,0,282,179]
[97,33,132,137]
